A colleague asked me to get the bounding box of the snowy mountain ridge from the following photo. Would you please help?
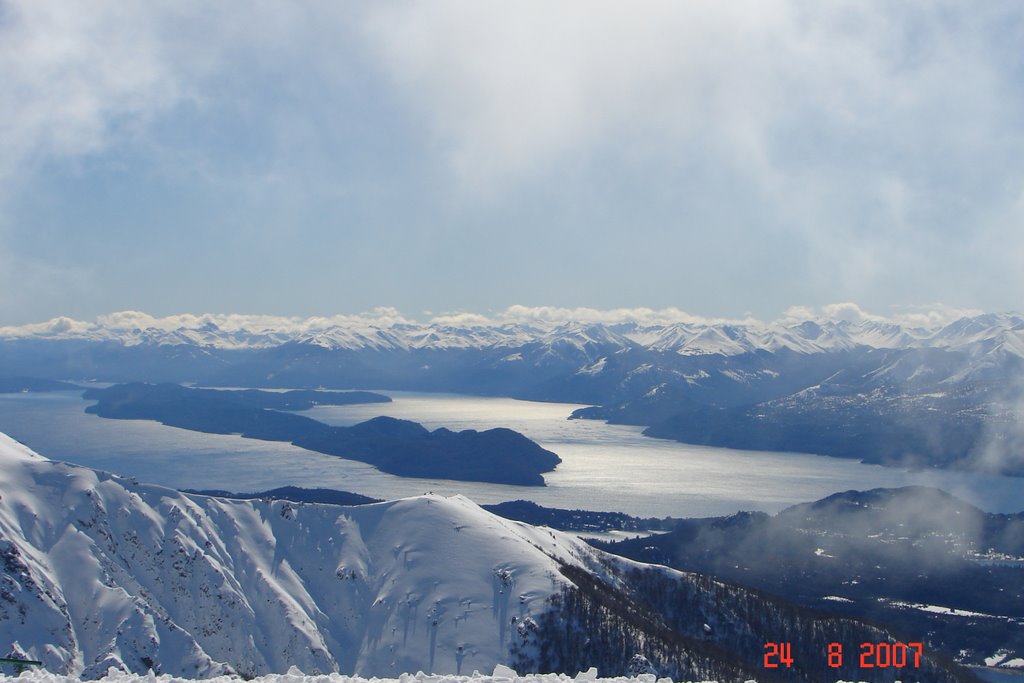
[0,669,907,683]
[0,432,613,678]
[2,311,1022,475]
[0,670,699,683]
[2,311,1022,358]
[0,434,977,682]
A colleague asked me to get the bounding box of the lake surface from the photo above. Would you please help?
[0,389,1021,518]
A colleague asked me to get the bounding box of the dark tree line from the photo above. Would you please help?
[509,562,978,683]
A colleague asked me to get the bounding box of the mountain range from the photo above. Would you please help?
[4,311,1022,357]
[2,311,1023,474]
[595,486,1024,671]
[182,483,1024,674]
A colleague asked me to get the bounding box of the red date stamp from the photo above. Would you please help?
[764,641,924,669]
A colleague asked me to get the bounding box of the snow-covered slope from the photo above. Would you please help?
[2,670,689,683]
[0,434,976,683]
[0,433,623,679]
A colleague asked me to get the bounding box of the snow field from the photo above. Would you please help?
[0,669,919,683]
[0,669,718,683]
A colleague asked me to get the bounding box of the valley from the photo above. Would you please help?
[2,313,1023,680]
[0,434,981,682]
[3,312,1022,476]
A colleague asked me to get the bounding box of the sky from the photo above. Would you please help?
[2,1,1023,325]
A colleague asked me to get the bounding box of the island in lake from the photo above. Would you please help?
[83,383,561,486]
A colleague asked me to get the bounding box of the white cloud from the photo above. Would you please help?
[0,309,418,339]
[488,305,757,327]
[820,302,883,324]
[0,1,209,319]
[360,2,1020,196]
[360,1,1024,312]
[781,305,817,322]
[0,303,1009,341]
[2,2,1022,319]
[0,2,195,181]
[92,308,414,334]
[885,304,987,329]
[362,1,797,194]
[0,315,93,338]
[781,302,984,328]
[401,303,993,329]
[428,312,497,327]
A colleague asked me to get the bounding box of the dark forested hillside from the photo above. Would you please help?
[595,486,1024,670]
[511,563,976,683]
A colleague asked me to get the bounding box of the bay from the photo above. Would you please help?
[0,389,1019,518]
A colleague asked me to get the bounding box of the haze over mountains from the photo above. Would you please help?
[595,486,1024,670]
[3,309,1022,475]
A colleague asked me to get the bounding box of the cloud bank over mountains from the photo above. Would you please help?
[1,2,1022,322]
[0,303,998,342]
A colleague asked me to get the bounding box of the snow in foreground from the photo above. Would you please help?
[0,669,689,683]
[4,668,914,683]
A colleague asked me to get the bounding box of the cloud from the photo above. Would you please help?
[820,303,883,324]
[11,1,1018,201]
[430,305,756,328]
[486,305,756,327]
[885,304,987,329]
[92,308,414,334]
[428,313,497,327]
[0,315,94,338]
[2,303,997,340]
[360,1,1024,310]
[362,1,797,194]
[0,2,198,181]
[0,1,374,322]
[2,2,1023,320]
[781,306,817,322]
[0,1,209,319]
[781,303,985,328]
[361,2,1023,194]
[0,308,416,339]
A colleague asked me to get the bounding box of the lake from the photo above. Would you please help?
[0,389,1020,518]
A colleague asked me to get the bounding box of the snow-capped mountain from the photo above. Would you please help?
[0,430,596,678]
[5,311,1023,397]
[0,673,710,683]
[3,312,1024,393]
[0,433,969,682]
[2,311,1023,358]
[2,309,1023,475]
